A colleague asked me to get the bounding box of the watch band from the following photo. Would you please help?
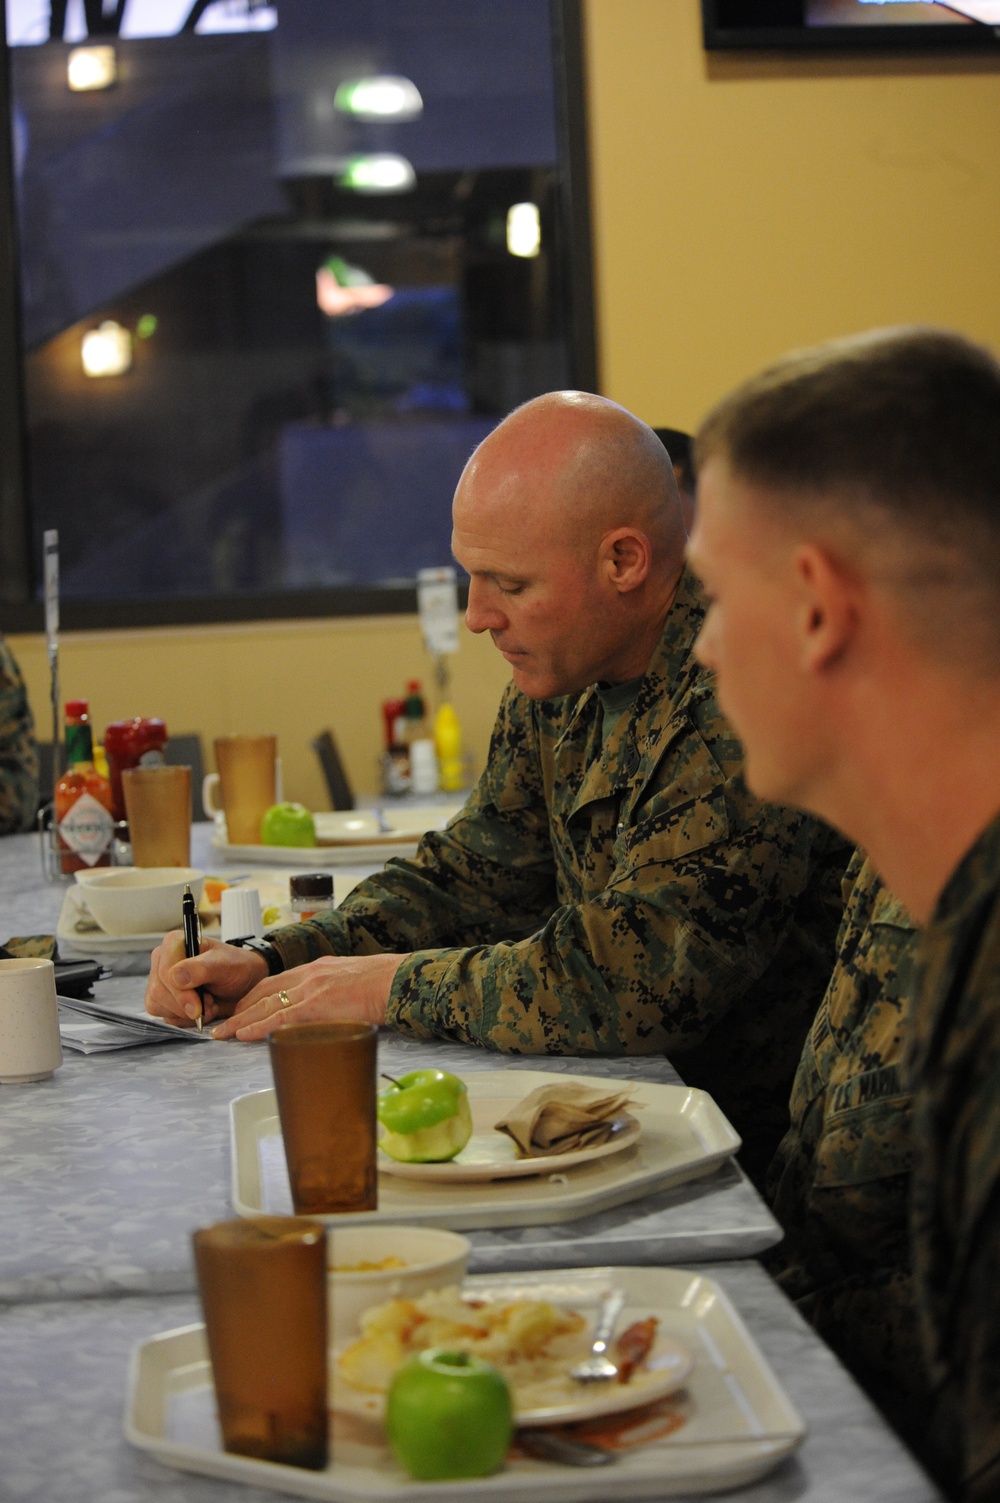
[230,936,285,976]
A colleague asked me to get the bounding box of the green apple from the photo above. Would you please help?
[386,1348,513,1480]
[259,801,316,847]
[377,1069,473,1162]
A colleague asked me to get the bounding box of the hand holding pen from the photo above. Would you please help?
[181,885,205,1032]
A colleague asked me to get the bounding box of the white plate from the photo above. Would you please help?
[230,1071,742,1231]
[125,1265,807,1500]
[332,1292,692,1426]
[378,1107,641,1182]
[314,813,383,840]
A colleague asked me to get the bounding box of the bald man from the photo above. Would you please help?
[146,392,847,1179]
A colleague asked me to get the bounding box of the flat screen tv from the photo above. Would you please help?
[702,0,1000,52]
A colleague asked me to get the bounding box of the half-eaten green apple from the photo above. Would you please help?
[377,1069,473,1162]
[386,1348,514,1480]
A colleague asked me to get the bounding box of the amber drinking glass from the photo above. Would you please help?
[121,765,191,866]
[269,1022,378,1214]
[192,1216,328,1470]
[213,735,277,845]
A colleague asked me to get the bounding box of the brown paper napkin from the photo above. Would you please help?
[494,1082,636,1158]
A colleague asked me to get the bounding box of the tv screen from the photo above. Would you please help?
[702,0,1000,51]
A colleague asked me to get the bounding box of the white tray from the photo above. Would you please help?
[211,836,421,867]
[211,802,466,868]
[230,1071,741,1230]
[124,1265,805,1500]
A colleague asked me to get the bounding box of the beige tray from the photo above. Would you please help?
[124,1264,805,1500]
[229,1071,741,1230]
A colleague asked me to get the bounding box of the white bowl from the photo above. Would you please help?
[327,1225,470,1340]
[74,867,205,936]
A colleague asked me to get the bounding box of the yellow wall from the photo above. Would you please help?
[10,1,1000,791]
[8,617,510,807]
[584,0,1000,427]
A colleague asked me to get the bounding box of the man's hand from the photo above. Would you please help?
[145,932,269,1028]
[211,953,404,1041]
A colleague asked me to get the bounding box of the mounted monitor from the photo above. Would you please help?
[702,0,1000,52]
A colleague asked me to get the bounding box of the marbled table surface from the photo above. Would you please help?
[0,830,780,1300]
[0,1260,941,1503]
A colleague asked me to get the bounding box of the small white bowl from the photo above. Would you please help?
[74,867,205,936]
[327,1225,470,1340]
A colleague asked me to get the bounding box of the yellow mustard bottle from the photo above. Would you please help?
[433,703,464,793]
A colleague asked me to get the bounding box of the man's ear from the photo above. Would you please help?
[793,543,860,672]
[601,528,652,593]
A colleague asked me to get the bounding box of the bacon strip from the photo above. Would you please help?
[615,1316,658,1383]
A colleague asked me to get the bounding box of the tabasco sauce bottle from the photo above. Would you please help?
[56,699,115,873]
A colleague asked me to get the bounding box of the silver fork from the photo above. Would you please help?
[569,1288,626,1383]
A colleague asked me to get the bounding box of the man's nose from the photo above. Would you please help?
[465,578,506,635]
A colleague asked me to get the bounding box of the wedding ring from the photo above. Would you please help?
[276,989,292,1009]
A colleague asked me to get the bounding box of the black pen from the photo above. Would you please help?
[181,884,205,1033]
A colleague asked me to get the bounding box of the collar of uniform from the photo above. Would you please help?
[560,564,708,810]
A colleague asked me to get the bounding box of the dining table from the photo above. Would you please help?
[0,823,942,1501]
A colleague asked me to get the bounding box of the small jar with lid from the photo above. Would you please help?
[289,872,335,923]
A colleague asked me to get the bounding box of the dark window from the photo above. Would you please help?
[0,0,595,627]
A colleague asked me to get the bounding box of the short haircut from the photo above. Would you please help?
[695,328,1000,657]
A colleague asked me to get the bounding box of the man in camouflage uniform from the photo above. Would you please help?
[147,391,846,1179]
[765,850,924,1449]
[688,327,1000,1497]
[0,636,39,834]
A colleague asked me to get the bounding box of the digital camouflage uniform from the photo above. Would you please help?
[765,851,927,1449]
[271,567,850,1181]
[0,636,38,835]
[908,808,1000,1500]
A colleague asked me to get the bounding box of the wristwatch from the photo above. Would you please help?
[229,936,285,976]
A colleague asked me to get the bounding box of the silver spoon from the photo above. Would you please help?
[570,1288,626,1384]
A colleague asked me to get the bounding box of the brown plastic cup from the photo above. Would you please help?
[192,1216,328,1470]
[122,765,191,866]
[213,735,277,845]
[269,1022,378,1215]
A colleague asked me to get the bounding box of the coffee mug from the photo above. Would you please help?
[0,958,63,1084]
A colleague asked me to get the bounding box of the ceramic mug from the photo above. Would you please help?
[0,958,63,1084]
[203,739,280,846]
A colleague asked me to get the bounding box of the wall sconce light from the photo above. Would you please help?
[67,46,117,92]
[340,153,416,194]
[506,202,541,258]
[81,321,132,378]
[334,76,423,121]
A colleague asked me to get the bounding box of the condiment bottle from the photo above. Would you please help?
[289,872,335,922]
[381,696,410,795]
[103,717,168,822]
[403,680,427,742]
[55,699,115,873]
[434,703,464,793]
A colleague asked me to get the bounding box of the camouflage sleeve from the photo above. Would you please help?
[270,678,833,1056]
[383,798,824,1054]
[0,638,39,835]
[269,682,559,970]
[387,704,837,1055]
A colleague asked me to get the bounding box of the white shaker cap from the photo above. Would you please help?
[220,887,263,942]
